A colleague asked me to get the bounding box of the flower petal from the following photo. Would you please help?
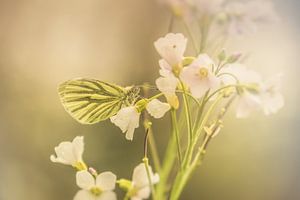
[154,33,187,66]
[76,171,95,190]
[236,91,261,118]
[146,99,171,119]
[74,190,94,200]
[110,106,140,141]
[156,76,178,96]
[132,163,158,188]
[96,172,117,191]
[97,191,117,200]
[72,136,84,162]
[53,142,77,165]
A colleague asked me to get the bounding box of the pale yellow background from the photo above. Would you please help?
[0,0,299,199]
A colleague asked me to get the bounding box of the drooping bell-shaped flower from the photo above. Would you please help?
[110,106,140,141]
[146,99,171,119]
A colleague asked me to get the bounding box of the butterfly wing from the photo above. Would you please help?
[58,78,128,124]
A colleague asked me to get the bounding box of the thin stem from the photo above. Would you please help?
[192,91,209,134]
[179,80,193,169]
[143,128,150,158]
[143,157,156,199]
[204,83,254,103]
[154,124,177,199]
[142,85,161,171]
[148,130,161,171]
[171,109,183,169]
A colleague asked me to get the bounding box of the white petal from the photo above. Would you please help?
[261,91,284,115]
[192,54,214,67]
[180,61,220,99]
[220,64,261,85]
[155,76,178,96]
[53,141,77,165]
[110,107,140,141]
[159,59,172,73]
[236,92,261,118]
[154,33,187,66]
[74,190,94,200]
[72,136,84,162]
[76,171,95,190]
[135,186,150,199]
[96,172,117,191]
[146,99,171,119]
[132,163,158,188]
[97,191,117,200]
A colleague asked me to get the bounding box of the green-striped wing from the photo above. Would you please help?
[58,78,136,124]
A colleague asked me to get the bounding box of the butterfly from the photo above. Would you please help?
[58,78,140,124]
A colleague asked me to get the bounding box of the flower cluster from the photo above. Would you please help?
[51,1,284,200]
[51,136,159,200]
[154,33,283,118]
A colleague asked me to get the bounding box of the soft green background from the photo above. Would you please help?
[0,0,299,199]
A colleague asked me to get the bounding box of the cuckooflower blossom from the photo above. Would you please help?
[110,106,140,141]
[50,136,87,170]
[146,99,171,118]
[154,33,187,70]
[259,74,284,115]
[74,170,117,200]
[125,163,159,200]
[180,54,220,98]
[220,64,262,118]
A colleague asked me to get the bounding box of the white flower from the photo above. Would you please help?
[146,99,171,119]
[223,0,278,35]
[74,170,117,200]
[50,136,86,170]
[128,163,159,200]
[259,74,284,115]
[236,91,261,118]
[220,63,262,85]
[154,33,187,67]
[156,76,179,109]
[220,64,263,118]
[180,54,220,98]
[110,106,140,141]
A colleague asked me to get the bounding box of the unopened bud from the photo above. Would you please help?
[227,52,242,63]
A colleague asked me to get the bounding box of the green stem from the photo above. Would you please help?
[143,157,156,199]
[148,130,161,171]
[155,128,177,199]
[171,109,182,169]
[179,80,193,169]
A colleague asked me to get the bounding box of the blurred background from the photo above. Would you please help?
[0,0,299,199]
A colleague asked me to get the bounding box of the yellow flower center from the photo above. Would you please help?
[90,187,102,196]
[172,63,183,77]
[198,67,209,79]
